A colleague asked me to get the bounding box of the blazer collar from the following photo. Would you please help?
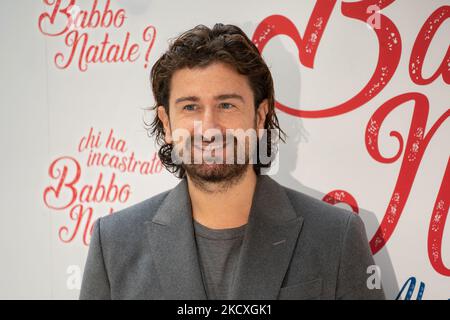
[146,175,304,299]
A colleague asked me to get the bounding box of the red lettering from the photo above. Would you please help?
[322,190,359,213]
[252,0,401,118]
[410,6,450,85]
[43,156,81,210]
[365,92,449,277]
[38,0,75,36]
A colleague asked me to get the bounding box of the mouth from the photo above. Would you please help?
[193,139,233,152]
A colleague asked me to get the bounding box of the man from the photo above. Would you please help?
[80,23,385,300]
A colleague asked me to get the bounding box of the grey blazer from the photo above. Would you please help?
[80,175,385,300]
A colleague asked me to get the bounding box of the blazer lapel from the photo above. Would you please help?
[145,178,207,299]
[229,176,304,300]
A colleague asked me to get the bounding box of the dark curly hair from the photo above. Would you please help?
[146,23,286,178]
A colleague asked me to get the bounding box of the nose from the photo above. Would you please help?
[202,107,218,131]
[201,107,222,141]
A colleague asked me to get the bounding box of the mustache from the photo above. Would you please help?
[187,133,238,149]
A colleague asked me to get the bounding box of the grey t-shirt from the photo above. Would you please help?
[193,219,247,300]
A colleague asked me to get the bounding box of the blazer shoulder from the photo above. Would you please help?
[96,188,171,239]
[282,184,355,227]
[281,184,366,256]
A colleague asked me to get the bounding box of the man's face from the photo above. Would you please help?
[158,62,268,186]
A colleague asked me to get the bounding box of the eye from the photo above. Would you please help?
[182,104,197,111]
[219,103,234,110]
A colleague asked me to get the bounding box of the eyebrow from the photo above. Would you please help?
[174,93,245,104]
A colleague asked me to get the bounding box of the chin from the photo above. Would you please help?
[185,163,248,183]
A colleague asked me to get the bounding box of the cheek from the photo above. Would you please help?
[222,110,257,129]
[169,121,195,147]
[171,119,195,135]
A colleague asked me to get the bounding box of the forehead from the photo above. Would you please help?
[169,62,253,102]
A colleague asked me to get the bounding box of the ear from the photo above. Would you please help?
[157,106,173,144]
[256,99,269,130]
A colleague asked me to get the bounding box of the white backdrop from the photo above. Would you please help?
[0,0,449,299]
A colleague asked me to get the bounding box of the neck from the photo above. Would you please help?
[187,165,257,229]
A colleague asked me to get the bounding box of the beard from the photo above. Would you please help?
[180,133,254,192]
